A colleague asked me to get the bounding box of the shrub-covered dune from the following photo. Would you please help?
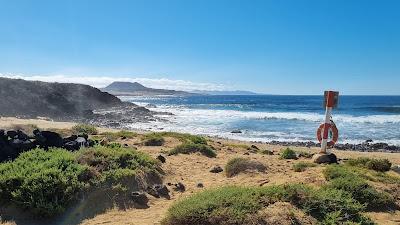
[162,158,400,225]
[0,145,162,218]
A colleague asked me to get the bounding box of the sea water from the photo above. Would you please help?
[120,95,400,146]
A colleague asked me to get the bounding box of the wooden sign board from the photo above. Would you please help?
[324,91,339,108]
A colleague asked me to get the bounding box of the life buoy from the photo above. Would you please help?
[317,123,338,147]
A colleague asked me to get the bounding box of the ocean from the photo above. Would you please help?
[119,95,400,146]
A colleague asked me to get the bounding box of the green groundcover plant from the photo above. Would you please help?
[0,146,161,216]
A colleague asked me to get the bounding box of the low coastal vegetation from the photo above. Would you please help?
[142,132,165,146]
[296,150,314,158]
[163,158,399,225]
[169,142,216,158]
[279,147,297,159]
[71,123,98,135]
[163,132,216,157]
[225,157,267,177]
[346,157,392,172]
[100,130,137,141]
[292,162,317,172]
[259,149,274,155]
[159,132,208,145]
[161,184,373,225]
[0,145,161,216]
[323,164,396,210]
[1,124,398,224]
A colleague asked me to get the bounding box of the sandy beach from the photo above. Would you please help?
[1,117,399,225]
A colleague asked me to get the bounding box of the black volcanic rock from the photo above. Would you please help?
[0,77,126,119]
[101,81,194,96]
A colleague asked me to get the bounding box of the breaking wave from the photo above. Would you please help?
[149,106,400,124]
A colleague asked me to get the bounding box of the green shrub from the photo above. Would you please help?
[159,132,207,144]
[292,162,316,172]
[143,133,165,146]
[280,148,297,159]
[322,164,357,181]
[225,157,267,177]
[161,184,370,225]
[76,145,161,176]
[296,151,313,158]
[259,149,274,155]
[323,176,394,209]
[322,164,395,211]
[169,143,216,158]
[347,157,392,172]
[71,124,98,135]
[100,130,137,141]
[106,142,122,148]
[0,148,90,216]
[297,187,365,222]
[0,146,162,216]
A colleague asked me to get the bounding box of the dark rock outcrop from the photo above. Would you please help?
[0,129,95,162]
[0,77,124,119]
[157,155,166,163]
[266,140,400,153]
[210,165,223,173]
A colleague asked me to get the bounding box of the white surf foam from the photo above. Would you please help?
[148,105,400,124]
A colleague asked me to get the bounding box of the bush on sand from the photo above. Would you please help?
[71,124,98,135]
[225,157,267,177]
[0,145,161,216]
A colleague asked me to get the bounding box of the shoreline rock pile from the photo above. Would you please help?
[266,140,400,153]
[0,129,94,162]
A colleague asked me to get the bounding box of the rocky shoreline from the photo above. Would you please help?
[266,140,400,153]
[87,104,172,128]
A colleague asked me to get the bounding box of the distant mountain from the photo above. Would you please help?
[192,90,260,95]
[0,77,127,119]
[101,81,195,96]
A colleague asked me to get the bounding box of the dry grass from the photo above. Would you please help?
[225,157,267,177]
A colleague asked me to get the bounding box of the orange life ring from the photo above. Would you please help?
[317,123,338,147]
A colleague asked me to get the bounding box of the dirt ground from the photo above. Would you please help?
[1,118,400,225]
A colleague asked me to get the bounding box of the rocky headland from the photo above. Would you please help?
[0,78,166,126]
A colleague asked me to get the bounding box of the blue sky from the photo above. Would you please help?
[0,0,399,94]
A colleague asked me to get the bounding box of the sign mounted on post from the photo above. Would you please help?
[317,91,339,154]
[323,91,339,108]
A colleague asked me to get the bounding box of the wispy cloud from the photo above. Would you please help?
[0,74,226,91]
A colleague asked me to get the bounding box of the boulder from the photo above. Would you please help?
[157,155,166,163]
[147,184,170,198]
[231,130,242,134]
[63,140,79,151]
[6,130,18,139]
[16,130,29,141]
[33,129,63,149]
[392,165,400,174]
[146,186,160,198]
[76,137,88,148]
[250,145,259,150]
[173,182,185,192]
[312,153,338,164]
[9,139,34,153]
[131,191,148,205]
[210,165,223,173]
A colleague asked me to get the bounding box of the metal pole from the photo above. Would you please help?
[320,106,332,153]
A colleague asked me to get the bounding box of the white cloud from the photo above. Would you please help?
[0,73,226,91]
